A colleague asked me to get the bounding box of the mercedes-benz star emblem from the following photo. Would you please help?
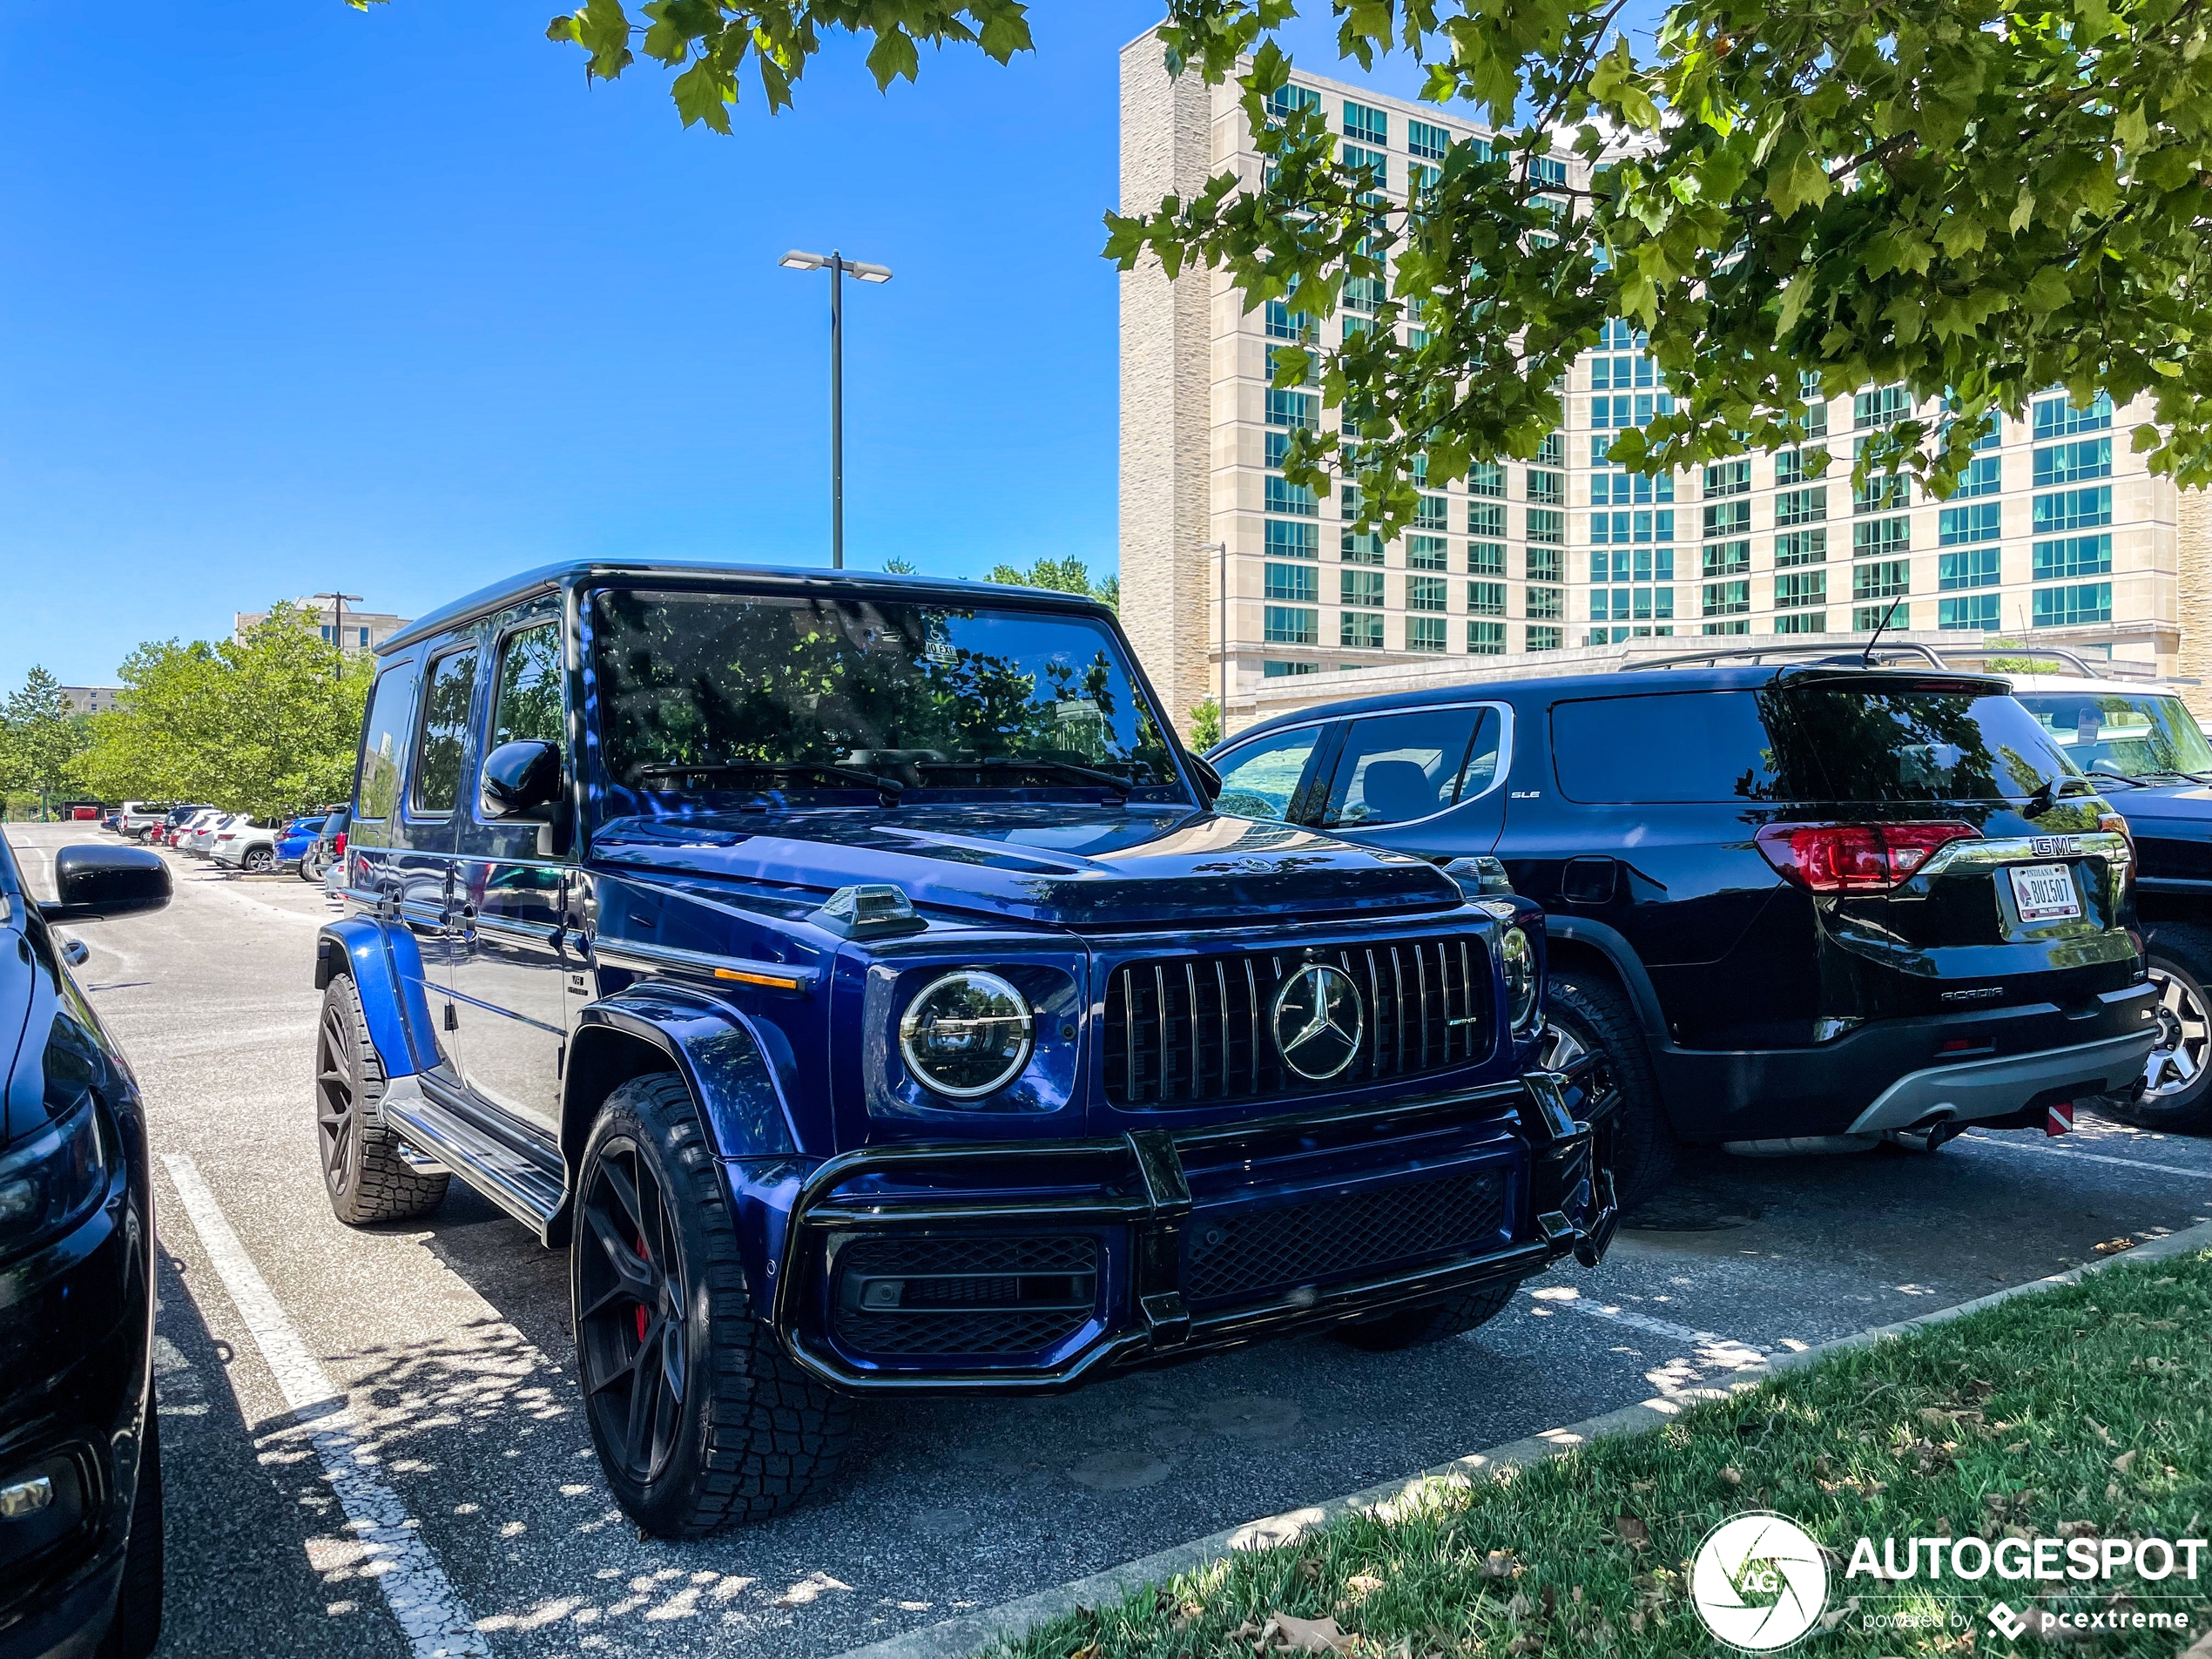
[1271,963,1365,1081]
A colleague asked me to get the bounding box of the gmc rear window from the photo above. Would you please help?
[1551,685,2078,804]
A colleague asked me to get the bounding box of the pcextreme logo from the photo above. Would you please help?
[1690,1513,1831,1652]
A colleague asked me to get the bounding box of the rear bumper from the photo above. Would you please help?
[1844,1028,2157,1134]
[760,1073,1615,1395]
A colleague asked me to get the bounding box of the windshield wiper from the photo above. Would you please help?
[914,757,1135,796]
[636,760,903,800]
[2087,765,2147,790]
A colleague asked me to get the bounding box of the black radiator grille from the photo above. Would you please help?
[833,1235,1098,1358]
[1103,937,1493,1108]
[1183,1171,1507,1305]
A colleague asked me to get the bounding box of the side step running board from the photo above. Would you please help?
[380,1076,566,1242]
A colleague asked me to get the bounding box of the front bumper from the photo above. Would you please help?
[763,1072,1615,1394]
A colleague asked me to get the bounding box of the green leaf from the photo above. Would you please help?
[573,0,633,78]
[1935,216,1986,259]
[866,25,920,89]
[2023,266,2073,314]
[1766,145,1831,219]
[2114,105,2150,152]
[546,14,578,44]
[1775,270,1814,340]
[2009,186,2035,234]
[671,57,732,131]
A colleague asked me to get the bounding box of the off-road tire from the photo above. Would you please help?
[1332,1279,1520,1351]
[100,1399,163,1659]
[1546,972,1676,1212]
[2097,922,2212,1133]
[315,975,449,1224]
[573,1073,852,1536]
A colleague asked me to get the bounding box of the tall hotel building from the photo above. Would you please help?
[1117,32,2212,734]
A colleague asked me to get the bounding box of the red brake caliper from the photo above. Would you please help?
[635,1232,651,1342]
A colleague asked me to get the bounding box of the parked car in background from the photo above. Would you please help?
[149,806,212,847]
[308,561,1615,1534]
[114,804,169,840]
[179,812,239,857]
[212,816,287,873]
[300,809,347,884]
[0,836,172,1658]
[1208,651,2158,1207]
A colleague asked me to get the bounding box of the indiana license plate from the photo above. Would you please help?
[2008,862,2081,923]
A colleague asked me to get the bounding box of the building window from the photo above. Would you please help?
[1590,352,1657,391]
[1408,575,1448,612]
[1343,100,1387,144]
[1703,500,1751,540]
[1775,570,1826,610]
[2033,583,2113,627]
[2033,533,2113,581]
[1342,273,1387,313]
[1854,603,1908,630]
[1264,563,1318,603]
[1704,619,1752,636]
[1774,448,1827,488]
[1467,501,1507,538]
[1853,470,1912,514]
[1525,546,1561,583]
[1854,560,1909,602]
[1340,145,1388,191]
[1590,391,1676,430]
[1594,547,1676,584]
[1265,519,1318,560]
[1527,508,1566,544]
[1938,547,2002,590]
[1265,430,1293,470]
[1410,163,1441,201]
[2033,437,2113,487]
[1408,534,1449,571]
[1264,605,1318,644]
[1527,585,1563,619]
[1589,464,1675,506]
[1703,580,1750,617]
[1408,493,1447,532]
[1466,620,1506,655]
[1266,389,1318,429]
[2033,486,2113,535]
[1774,487,1827,528]
[1938,594,2000,630]
[1703,540,1751,578]
[1407,616,1447,652]
[1407,118,1450,160]
[1264,300,1310,341]
[1342,527,1385,563]
[1537,431,1565,468]
[1467,580,1506,617]
[1704,459,1751,498]
[1592,509,1675,545]
[2031,392,2114,440]
[1954,455,2002,497]
[1341,569,1385,607]
[1854,385,1911,428]
[1266,476,1318,516]
[1526,624,1564,651]
[1262,660,1318,678]
[1775,529,1827,567]
[1938,503,2001,544]
[1267,84,1320,123]
[1799,395,1830,438]
[1466,540,1504,577]
[1528,469,1564,506]
[1265,345,1319,387]
[1591,585,1674,623]
[1775,610,1827,634]
[1853,516,1910,557]
[1468,460,1505,497]
[1340,610,1386,650]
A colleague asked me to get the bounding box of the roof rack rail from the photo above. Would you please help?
[1912,644,2118,679]
[1617,641,1951,672]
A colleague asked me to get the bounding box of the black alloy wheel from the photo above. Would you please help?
[314,976,449,1224]
[576,1138,689,1489]
[1537,973,1676,1211]
[2099,927,2212,1132]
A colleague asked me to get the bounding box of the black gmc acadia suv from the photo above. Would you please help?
[1209,656,2160,1207]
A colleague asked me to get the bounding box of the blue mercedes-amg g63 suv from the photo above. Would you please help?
[307,562,1614,1535]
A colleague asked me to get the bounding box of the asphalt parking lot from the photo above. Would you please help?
[14,820,2212,1659]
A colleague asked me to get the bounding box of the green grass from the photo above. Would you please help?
[1000,1250,2212,1659]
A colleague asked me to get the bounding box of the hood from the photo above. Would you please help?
[590,805,1462,928]
[2107,783,2212,826]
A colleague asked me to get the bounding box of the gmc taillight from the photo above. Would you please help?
[334,831,347,857]
[1755,820,1980,894]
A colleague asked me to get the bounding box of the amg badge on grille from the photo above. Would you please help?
[1271,963,1365,1080]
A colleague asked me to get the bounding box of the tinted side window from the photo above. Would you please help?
[491,624,563,749]
[1551,691,1779,803]
[1212,726,1323,821]
[1323,707,1494,828]
[355,662,419,821]
[412,648,479,815]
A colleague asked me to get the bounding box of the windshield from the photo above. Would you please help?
[587,588,1185,812]
[2013,691,2212,782]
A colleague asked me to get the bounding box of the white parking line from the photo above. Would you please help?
[1961,1135,2212,1180]
[159,1153,489,1659]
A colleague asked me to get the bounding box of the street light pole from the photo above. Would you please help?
[313,592,363,685]
[780,249,894,570]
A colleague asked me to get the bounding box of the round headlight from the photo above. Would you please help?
[1500,927,1539,1033]
[899,971,1035,1099]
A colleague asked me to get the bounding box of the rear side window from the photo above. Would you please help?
[1552,692,1778,803]
[411,648,479,815]
[1323,706,1498,827]
[354,663,419,821]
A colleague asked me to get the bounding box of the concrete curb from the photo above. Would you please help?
[827,1217,2212,1659]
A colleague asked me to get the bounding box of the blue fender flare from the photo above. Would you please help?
[564,984,800,1167]
[314,920,430,1079]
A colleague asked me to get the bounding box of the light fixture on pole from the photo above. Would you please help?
[779,249,894,570]
[313,592,364,684]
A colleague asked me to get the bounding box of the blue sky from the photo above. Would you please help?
[1,3,1441,685]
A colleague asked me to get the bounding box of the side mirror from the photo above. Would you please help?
[44,845,172,921]
[480,739,564,819]
[1187,754,1223,806]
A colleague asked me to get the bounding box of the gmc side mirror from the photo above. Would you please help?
[1187,754,1223,806]
[480,739,564,819]
[44,845,172,921]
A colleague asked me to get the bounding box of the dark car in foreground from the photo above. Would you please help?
[0,838,170,1658]
[307,562,1615,1535]
[1208,653,2159,1207]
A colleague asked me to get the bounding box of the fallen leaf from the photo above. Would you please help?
[2093,1236,2136,1254]
[1719,1467,1743,1487]
[2087,1418,2116,1447]
[1615,1514,1650,1548]
[1345,1575,1386,1600]
[1506,1591,1536,1621]
[2175,1627,2212,1659]
[2006,1440,2030,1454]
[2114,1449,2139,1474]
[1069,1646,1101,1659]
[1817,1595,1862,1631]
[1256,1612,1356,1654]
[1481,1550,1518,1581]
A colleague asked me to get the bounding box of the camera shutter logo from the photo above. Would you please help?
[1271,963,1365,1080]
[1690,1512,1830,1652]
